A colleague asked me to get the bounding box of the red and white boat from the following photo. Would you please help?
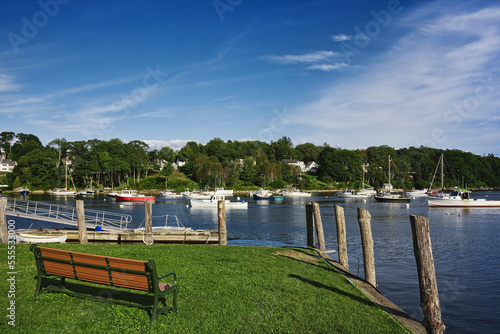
[115,190,155,201]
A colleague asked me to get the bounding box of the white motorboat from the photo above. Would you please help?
[214,188,234,196]
[282,188,312,197]
[51,189,76,196]
[337,188,375,198]
[428,189,500,207]
[182,190,213,199]
[404,189,428,197]
[190,194,248,208]
[160,190,182,198]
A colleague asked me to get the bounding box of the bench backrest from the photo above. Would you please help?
[32,245,155,292]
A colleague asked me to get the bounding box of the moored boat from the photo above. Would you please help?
[190,194,248,208]
[281,188,311,197]
[428,189,500,207]
[16,232,67,244]
[51,189,76,196]
[159,189,182,198]
[374,192,411,203]
[115,190,155,201]
[214,187,234,196]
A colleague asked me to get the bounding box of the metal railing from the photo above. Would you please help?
[5,198,132,231]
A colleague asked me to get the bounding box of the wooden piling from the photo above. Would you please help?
[218,200,227,246]
[335,205,348,269]
[312,202,326,252]
[306,202,315,248]
[409,215,446,334]
[0,197,7,244]
[357,207,376,287]
[76,200,88,244]
[144,201,153,245]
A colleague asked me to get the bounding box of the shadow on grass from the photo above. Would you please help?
[33,276,170,321]
[288,274,375,307]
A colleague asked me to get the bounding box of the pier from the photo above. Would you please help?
[1,197,218,244]
[4,197,131,231]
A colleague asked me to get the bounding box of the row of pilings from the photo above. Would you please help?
[305,202,446,334]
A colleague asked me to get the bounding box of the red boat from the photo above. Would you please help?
[115,190,155,201]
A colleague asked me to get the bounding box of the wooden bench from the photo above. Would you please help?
[30,244,179,324]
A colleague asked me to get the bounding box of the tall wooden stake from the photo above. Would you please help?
[76,200,88,244]
[409,215,446,334]
[144,201,153,245]
[335,205,348,269]
[312,202,326,252]
[306,202,315,247]
[0,197,7,244]
[357,207,376,287]
[218,200,227,246]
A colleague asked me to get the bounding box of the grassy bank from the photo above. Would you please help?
[0,244,409,333]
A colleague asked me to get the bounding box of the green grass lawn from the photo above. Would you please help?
[0,244,409,333]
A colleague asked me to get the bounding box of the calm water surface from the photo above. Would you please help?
[6,191,500,333]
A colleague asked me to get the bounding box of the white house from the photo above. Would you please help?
[0,156,16,172]
[282,159,318,173]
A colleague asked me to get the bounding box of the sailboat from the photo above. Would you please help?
[427,153,448,197]
[51,160,76,196]
[337,164,376,198]
[374,155,411,203]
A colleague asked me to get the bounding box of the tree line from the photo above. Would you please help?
[1,132,500,191]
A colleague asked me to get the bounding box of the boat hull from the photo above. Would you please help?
[115,195,155,201]
[428,199,500,207]
[190,199,248,208]
[374,195,411,203]
[16,233,67,243]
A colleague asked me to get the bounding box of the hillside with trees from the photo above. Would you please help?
[1,131,499,192]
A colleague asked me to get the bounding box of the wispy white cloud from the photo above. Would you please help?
[290,5,500,154]
[142,139,199,151]
[307,63,349,71]
[0,73,21,92]
[331,34,351,42]
[261,51,336,64]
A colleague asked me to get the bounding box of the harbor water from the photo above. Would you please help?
[5,191,500,333]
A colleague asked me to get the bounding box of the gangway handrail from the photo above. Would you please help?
[4,198,133,231]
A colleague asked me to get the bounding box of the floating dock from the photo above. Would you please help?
[17,228,219,244]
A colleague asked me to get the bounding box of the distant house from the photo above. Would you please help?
[281,159,318,173]
[0,156,16,173]
[382,183,393,191]
[305,161,319,173]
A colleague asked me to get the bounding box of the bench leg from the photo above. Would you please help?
[32,275,42,301]
[151,292,159,325]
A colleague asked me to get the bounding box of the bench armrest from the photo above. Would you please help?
[158,272,177,284]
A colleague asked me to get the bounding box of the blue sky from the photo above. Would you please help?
[1,0,499,155]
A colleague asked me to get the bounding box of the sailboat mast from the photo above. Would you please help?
[441,153,444,190]
[65,160,68,190]
[388,155,391,190]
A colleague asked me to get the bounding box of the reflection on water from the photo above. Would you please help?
[5,191,500,333]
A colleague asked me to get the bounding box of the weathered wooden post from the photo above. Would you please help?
[312,202,326,252]
[335,205,348,269]
[357,207,376,287]
[0,197,8,244]
[218,200,227,245]
[144,201,153,245]
[76,200,88,244]
[306,202,315,247]
[409,215,446,334]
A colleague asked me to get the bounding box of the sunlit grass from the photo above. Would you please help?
[0,244,409,333]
